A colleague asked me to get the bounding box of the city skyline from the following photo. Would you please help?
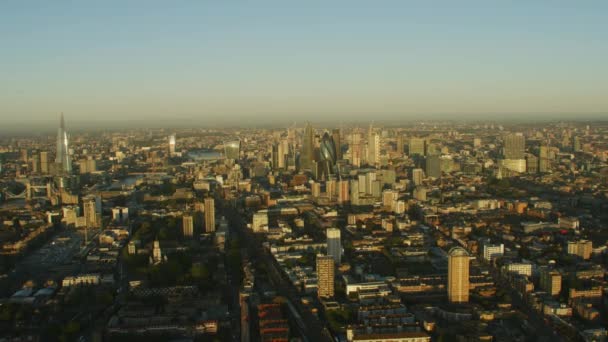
[2,3,608,341]
[2,1,608,126]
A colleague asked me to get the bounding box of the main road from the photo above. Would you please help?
[223,202,333,342]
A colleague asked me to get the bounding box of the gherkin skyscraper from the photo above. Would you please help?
[55,113,72,174]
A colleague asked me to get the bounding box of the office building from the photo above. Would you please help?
[382,190,398,211]
[83,195,100,228]
[413,186,427,202]
[396,134,405,154]
[425,155,441,179]
[504,263,532,277]
[349,179,360,205]
[40,151,49,174]
[183,214,194,238]
[538,145,549,173]
[412,168,423,186]
[349,132,362,167]
[367,125,379,166]
[567,240,592,260]
[30,154,40,173]
[300,122,314,170]
[168,134,176,155]
[572,136,581,152]
[204,197,215,232]
[311,182,321,198]
[332,128,342,160]
[55,113,72,174]
[482,243,504,261]
[503,133,525,159]
[500,133,526,173]
[337,180,349,204]
[448,247,469,303]
[326,228,341,264]
[224,140,240,160]
[319,132,337,177]
[408,137,425,156]
[316,255,335,298]
[540,267,562,297]
[271,143,280,170]
[526,154,538,174]
[277,138,288,169]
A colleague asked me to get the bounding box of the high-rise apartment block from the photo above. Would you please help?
[326,228,341,264]
[448,247,470,303]
[316,255,335,298]
[204,197,215,232]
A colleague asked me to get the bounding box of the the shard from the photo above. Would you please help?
[55,113,72,174]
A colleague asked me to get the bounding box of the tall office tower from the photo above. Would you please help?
[319,132,338,178]
[20,149,29,163]
[371,180,382,199]
[55,113,72,174]
[473,138,482,148]
[349,132,362,167]
[40,151,49,174]
[311,182,321,198]
[271,143,280,170]
[168,134,176,155]
[572,136,581,152]
[326,228,341,264]
[287,126,296,146]
[503,133,525,159]
[396,135,405,155]
[561,130,571,149]
[337,180,349,204]
[538,145,549,173]
[350,179,360,204]
[501,133,526,173]
[278,138,289,169]
[325,179,336,200]
[83,195,100,228]
[539,267,562,296]
[358,174,367,194]
[224,140,241,160]
[367,124,379,166]
[526,154,538,174]
[366,172,377,195]
[31,154,40,173]
[408,137,426,156]
[300,122,314,171]
[204,197,215,232]
[448,247,470,303]
[316,255,335,298]
[182,214,194,238]
[332,129,342,160]
[412,168,424,186]
[425,155,441,179]
[382,190,398,211]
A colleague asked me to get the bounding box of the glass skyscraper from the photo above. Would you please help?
[55,113,72,174]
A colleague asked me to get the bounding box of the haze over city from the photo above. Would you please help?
[2,1,608,130]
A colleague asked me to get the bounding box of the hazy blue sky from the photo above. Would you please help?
[1,1,607,127]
